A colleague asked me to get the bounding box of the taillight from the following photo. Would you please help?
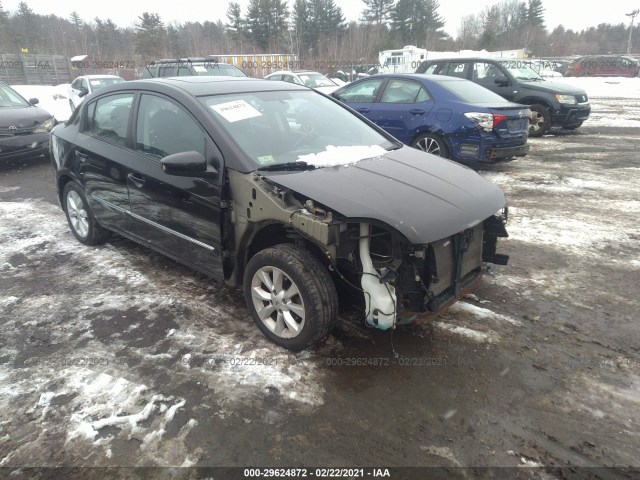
[493,113,508,128]
[465,112,508,131]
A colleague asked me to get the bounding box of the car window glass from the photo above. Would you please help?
[136,94,205,159]
[82,79,89,90]
[446,62,468,78]
[336,78,385,102]
[473,62,506,82]
[71,78,81,90]
[85,93,134,145]
[0,84,29,107]
[422,63,444,74]
[380,80,425,104]
[160,65,178,76]
[202,90,394,167]
[415,87,431,102]
[177,66,192,76]
[269,74,283,81]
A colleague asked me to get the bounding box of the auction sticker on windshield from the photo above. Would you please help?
[211,99,262,123]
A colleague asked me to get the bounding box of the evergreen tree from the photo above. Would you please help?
[527,0,545,28]
[134,12,165,58]
[391,0,445,47]
[226,2,245,50]
[246,0,289,51]
[361,0,395,25]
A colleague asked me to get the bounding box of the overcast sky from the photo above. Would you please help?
[4,0,638,38]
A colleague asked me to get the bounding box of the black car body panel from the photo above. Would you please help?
[264,147,506,244]
[51,76,510,348]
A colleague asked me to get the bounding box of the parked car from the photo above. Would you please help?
[416,58,591,136]
[143,57,247,79]
[51,77,509,350]
[331,73,531,165]
[69,75,125,111]
[0,81,55,163]
[264,70,340,94]
[565,55,640,78]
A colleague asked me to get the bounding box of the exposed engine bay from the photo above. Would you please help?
[225,169,509,330]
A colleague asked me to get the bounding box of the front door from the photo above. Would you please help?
[126,93,224,279]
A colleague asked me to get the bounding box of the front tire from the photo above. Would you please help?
[411,133,450,158]
[62,182,110,245]
[528,104,551,137]
[243,244,338,351]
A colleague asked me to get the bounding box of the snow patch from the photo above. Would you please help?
[297,144,387,167]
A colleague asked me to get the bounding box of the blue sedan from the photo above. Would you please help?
[332,74,531,164]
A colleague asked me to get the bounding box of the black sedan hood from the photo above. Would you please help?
[0,105,51,128]
[263,146,507,244]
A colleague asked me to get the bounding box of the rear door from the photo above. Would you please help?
[368,78,435,144]
[126,93,224,278]
[73,92,136,230]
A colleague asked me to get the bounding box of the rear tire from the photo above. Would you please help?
[411,133,450,158]
[244,244,338,351]
[62,182,110,245]
[528,104,551,137]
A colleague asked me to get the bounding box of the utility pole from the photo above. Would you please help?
[627,9,639,55]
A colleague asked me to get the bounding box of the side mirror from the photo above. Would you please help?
[161,151,218,177]
[29,98,39,105]
[78,87,89,97]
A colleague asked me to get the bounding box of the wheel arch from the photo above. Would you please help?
[235,221,331,286]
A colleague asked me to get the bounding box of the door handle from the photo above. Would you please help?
[127,173,146,187]
[357,108,371,113]
[410,109,425,115]
[74,150,88,162]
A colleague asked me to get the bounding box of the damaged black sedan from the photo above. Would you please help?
[51,76,509,350]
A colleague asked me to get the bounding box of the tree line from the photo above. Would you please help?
[0,0,638,68]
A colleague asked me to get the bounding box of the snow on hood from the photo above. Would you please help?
[297,144,387,167]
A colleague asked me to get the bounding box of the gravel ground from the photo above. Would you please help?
[0,93,639,480]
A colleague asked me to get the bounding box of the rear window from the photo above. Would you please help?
[439,79,510,104]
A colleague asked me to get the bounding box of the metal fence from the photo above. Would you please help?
[0,54,72,85]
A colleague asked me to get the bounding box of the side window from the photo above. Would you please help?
[71,78,82,90]
[336,78,385,103]
[380,80,427,104]
[136,94,206,159]
[423,62,446,75]
[474,62,507,83]
[84,93,134,145]
[269,74,283,81]
[446,62,469,78]
[177,66,192,76]
[81,79,89,91]
[160,65,178,77]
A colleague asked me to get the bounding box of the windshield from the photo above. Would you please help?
[298,73,336,88]
[89,78,125,92]
[440,79,511,104]
[505,65,543,81]
[193,63,247,77]
[0,83,29,107]
[201,90,394,168]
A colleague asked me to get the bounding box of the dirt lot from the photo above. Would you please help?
[1,94,639,479]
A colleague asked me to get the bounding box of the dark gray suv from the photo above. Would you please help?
[416,58,591,136]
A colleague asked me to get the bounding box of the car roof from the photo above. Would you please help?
[80,75,123,79]
[268,70,323,76]
[369,73,467,83]
[103,76,310,96]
